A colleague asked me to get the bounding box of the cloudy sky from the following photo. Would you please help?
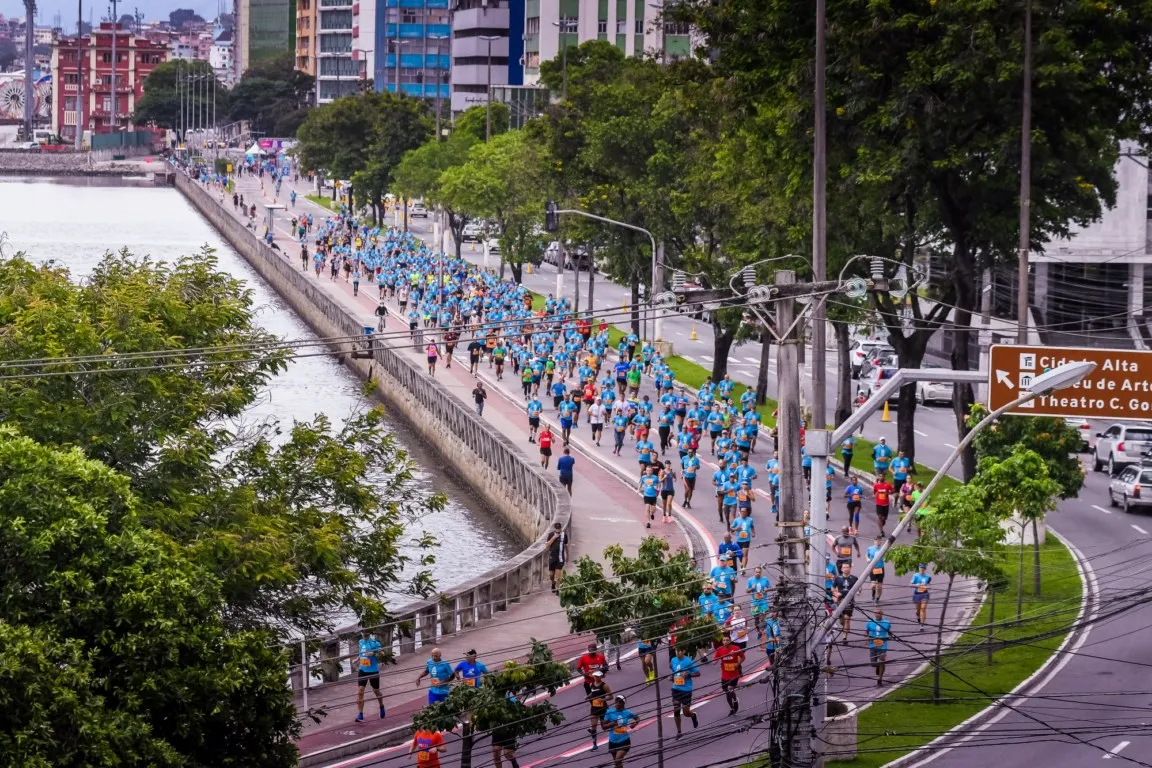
[0,0,222,29]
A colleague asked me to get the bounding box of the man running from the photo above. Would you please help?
[586,670,611,750]
[601,695,638,768]
[712,632,745,715]
[637,633,660,683]
[410,727,446,768]
[866,535,886,602]
[669,647,700,739]
[577,642,608,695]
[454,649,489,687]
[639,465,660,528]
[546,522,567,593]
[865,608,892,686]
[354,627,386,722]
[764,607,781,665]
[747,566,771,638]
[539,424,555,469]
[833,526,860,575]
[557,448,575,496]
[681,448,700,509]
[873,474,895,535]
[527,396,543,442]
[588,397,606,446]
[833,562,860,638]
[844,475,863,535]
[415,648,454,705]
[911,563,932,629]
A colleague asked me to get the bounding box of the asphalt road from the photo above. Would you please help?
[232,174,1152,768]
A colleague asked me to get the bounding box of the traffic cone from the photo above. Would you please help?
[882,401,891,422]
[691,322,698,341]
[526,263,533,274]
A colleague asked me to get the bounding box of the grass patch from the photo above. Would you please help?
[306,194,336,211]
[828,538,1080,767]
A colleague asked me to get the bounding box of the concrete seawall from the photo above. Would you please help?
[174,171,570,654]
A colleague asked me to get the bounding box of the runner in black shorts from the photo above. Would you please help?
[490,724,518,768]
[586,670,610,748]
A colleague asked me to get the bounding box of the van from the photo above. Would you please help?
[33,129,54,144]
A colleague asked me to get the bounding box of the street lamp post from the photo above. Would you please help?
[479,35,500,141]
[391,39,410,95]
[427,33,448,140]
[550,21,568,98]
[353,48,373,95]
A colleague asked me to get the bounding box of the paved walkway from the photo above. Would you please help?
[212,172,979,766]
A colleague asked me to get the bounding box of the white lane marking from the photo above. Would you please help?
[1103,741,1130,759]
[676,332,685,337]
[682,356,697,362]
[744,357,760,364]
[914,429,928,437]
[943,442,957,449]
[1091,504,1113,515]
[702,355,714,362]
[1132,525,1149,535]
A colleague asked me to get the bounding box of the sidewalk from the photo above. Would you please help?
[212,173,693,763]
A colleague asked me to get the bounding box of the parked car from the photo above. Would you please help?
[410,201,428,218]
[1093,422,1152,474]
[567,246,594,271]
[1063,417,1092,452]
[543,241,563,266]
[485,239,502,258]
[857,344,895,378]
[915,364,954,406]
[1108,463,1152,512]
[858,366,900,402]
[461,222,484,243]
[849,339,889,378]
[17,141,40,151]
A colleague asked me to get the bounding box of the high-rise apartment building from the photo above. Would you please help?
[295,0,317,76]
[314,0,364,102]
[521,0,689,84]
[374,0,451,106]
[448,0,515,115]
[237,0,295,77]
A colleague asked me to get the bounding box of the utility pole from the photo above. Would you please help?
[23,0,34,140]
[772,269,816,768]
[110,0,118,134]
[1017,0,1033,344]
[811,0,828,429]
[75,0,83,149]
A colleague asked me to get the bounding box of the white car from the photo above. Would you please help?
[461,222,483,242]
[849,339,888,378]
[485,239,502,258]
[915,364,954,406]
[858,366,900,402]
[543,241,562,266]
[410,201,428,218]
[1093,422,1152,474]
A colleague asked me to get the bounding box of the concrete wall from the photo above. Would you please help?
[0,150,167,178]
[174,171,570,641]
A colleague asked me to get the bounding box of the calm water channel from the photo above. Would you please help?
[0,176,518,599]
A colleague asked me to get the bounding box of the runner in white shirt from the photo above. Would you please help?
[725,604,749,650]
[588,399,607,447]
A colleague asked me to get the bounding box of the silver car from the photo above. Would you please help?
[1093,422,1152,474]
[915,364,954,406]
[1108,464,1152,512]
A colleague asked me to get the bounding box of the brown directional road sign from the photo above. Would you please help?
[987,345,1152,419]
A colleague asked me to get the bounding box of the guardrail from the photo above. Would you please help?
[173,171,571,710]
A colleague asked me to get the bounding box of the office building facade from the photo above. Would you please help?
[522,0,689,84]
[374,0,451,103]
[448,0,510,114]
[238,0,295,77]
[314,0,367,102]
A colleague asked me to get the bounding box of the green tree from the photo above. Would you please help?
[969,407,1084,499]
[0,429,299,766]
[412,640,570,768]
[677,0,1152,477]
[134,59,225,130]
[394,132,478,256]
[0,249,441,638]
[972,446,1063,614]
[889,483,1005,700]
[559,536,712,657]
[439,130,547,282]
[229,51,315,137]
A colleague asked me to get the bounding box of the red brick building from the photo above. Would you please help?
[51,23,168,141]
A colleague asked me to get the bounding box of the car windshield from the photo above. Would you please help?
[1125,429,1152,442]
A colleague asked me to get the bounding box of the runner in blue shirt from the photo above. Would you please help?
[709,553,738,597]
[747,566,772,637]
[355,628,386,721]
[872,437,894,476]
[526,397,543,442]
[454,649,489,688]
[639,466,660,528]
[559,394,578,444]
[764,608,781,665]
[669,647,701,736]
[865,609,892,685]
[417,648,456,705]
[718,532,743,571]
[601,696,638,761]
[612,413,630,456]
[866,535,886,602]
[680,449,700,509]
[890,450,911,485]
[731,508,755,571]
[844,475,864,534]
[698,584,720,618]
[911,564,931,628]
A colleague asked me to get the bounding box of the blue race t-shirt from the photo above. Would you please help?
[358,637,383,674]
[426,659,455,694]
[670,656,699,691]
[454,659,489,687]
[557,455,576,478]
[603,709,637,743]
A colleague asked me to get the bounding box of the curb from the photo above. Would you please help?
[878,526,1095,768]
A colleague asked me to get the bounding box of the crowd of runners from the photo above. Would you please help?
[245,200,945,767]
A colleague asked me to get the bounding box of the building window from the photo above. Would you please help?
[320,10,353,29]
[319,33,352,52]
[101,52,112,62]
[559,16,578,33]
[635,17,644,34]
[64,96,77,110]
[526,17,540,34]
[524,51,540,69]
[598,19,607,35]
[665,21,690,35]
[401,10,418,23]
[101,96,111,112]
[63,73,79,84]
[616,19,627,34]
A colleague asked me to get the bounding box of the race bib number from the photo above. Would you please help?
[839,546,851,556]
[360,657,371,667]
[739,531,750,540]
[872,638,883,647]
[417,750,430,760]
[614,725,629,735]
[463,677,477,687]
[872,567,883,575]
[673,675,686,686]
[851,493,861,502]
[592,697,604,708]
[917,586,928,593]
[754,592,765,600]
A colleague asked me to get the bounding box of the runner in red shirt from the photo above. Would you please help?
[873,478,895,536]
[410,729,446,768]
[539,425,555,469]
[576,642,608,695]
[712,633,745,715]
